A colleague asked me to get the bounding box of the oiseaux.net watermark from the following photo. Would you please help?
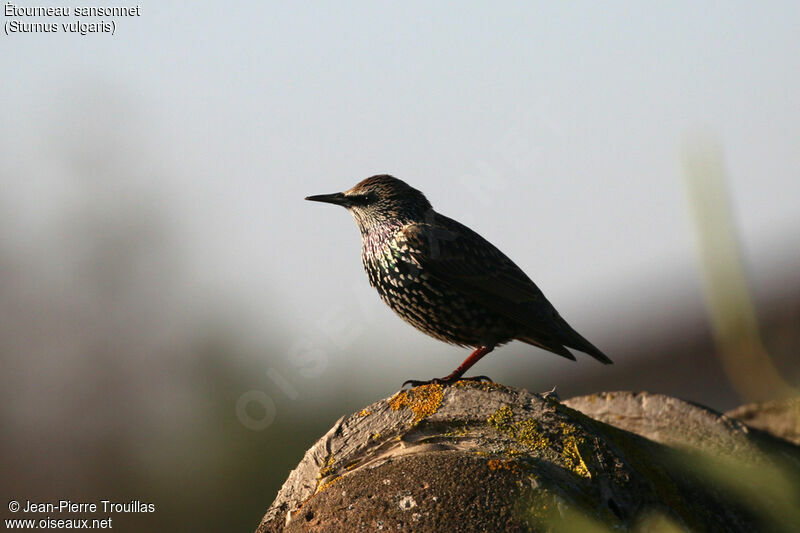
[5,499,154,529]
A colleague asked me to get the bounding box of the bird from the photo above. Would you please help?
[305,175,612,386]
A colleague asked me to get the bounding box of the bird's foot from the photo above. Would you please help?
[541,385,560,401]
[402,375,492,389]
[457,375,492,384]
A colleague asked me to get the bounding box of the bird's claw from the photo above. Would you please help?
[402,375,493,389]
[459,375,492,384]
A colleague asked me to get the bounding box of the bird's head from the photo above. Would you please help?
[306,175,432,233]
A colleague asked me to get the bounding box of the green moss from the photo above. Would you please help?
[559,423,591,478]
[487,405,514,431]
[488,405,551,452]
[317,452,336,478]
[454,379,508,392]
[439,425,471,439]
[344,459,362,471]
[515,418,552,451]
[487,406,595,478]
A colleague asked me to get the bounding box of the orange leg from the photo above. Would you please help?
[441,345,494,381]
[403,345,495,388]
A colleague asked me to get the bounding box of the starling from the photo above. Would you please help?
[306,175,612,386]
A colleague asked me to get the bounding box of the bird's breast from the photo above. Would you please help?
[358,227,515,347]
[361,228,431,294]
[361,231,414,289]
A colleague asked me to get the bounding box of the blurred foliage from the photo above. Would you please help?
[537,444,800,532]
[682,136,798,403]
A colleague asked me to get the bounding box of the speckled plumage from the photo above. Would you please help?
[306,175,611,384]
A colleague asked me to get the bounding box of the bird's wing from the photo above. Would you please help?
[400,216,560,334]
[400,215,612,363]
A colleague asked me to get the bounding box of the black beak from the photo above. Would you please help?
[305,192,350,207]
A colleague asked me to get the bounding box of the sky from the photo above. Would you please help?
[2,1,799,389]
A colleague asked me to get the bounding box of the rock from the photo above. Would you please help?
[563,391,765,457]
[726,397,800,446]
[256,384,800,532]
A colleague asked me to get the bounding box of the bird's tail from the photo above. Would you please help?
[560,323,613,364]
[517,335,577,361]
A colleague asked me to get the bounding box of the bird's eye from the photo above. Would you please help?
[350,193,376,206]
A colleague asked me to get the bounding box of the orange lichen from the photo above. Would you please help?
[389,384,444,424]
[357,408,371,417]
[488,458,523,474]
[315,474,342,495]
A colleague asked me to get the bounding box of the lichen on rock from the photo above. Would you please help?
[256,386,800,533]
[388,383,444,424]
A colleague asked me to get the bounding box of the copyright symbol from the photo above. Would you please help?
[9,500,20,512]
